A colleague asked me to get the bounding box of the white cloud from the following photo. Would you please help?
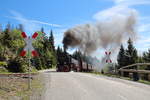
[93,5,137,21]
[6,10,61,33]
[113,0,150,6]
[94,0,150,21]
[30,20,61,27]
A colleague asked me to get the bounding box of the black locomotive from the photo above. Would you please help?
[57,53,93,72]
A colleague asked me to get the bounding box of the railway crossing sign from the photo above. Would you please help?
[20,32,39,57]
[105,51,112,63]
[20,32,39,90]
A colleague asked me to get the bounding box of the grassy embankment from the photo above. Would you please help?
[0,70,44,100]
[0,74,44,100]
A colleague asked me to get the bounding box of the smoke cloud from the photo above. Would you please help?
[63,12,137,55]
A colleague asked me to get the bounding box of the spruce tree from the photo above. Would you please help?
[125,38,138,65]
[56,46,61,57]
[2,27,12,48]
[143,50,150,62]
[0,24,2,33]
[41,27,44,33]
[49,30,55,51]
[56,46,64,65]
[117,44,126,69]
[32,57,42,70]
[6,22,11,32]
[143,50,150,70]
[72,50,82,60]
[18,24,24,32]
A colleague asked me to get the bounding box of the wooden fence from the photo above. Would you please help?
[118,63,150,81]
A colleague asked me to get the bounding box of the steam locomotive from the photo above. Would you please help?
[56,54,93,72]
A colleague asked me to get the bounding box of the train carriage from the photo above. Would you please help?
[57,54,93,72]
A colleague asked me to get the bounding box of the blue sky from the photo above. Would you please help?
[0,0,150,58]
[0,0,113,47]
[0,0,112,28]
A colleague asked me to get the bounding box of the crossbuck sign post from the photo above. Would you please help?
[20,32,39,90]
[105,51,112,63]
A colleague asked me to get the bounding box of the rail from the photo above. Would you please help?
[119,63,150,70]
[0,73,38,77]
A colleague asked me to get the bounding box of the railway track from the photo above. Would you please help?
[0,73,38,78]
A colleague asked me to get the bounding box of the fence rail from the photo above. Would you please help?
[118,63,150,81]
[119,69,150,74]
[119,63,150,70]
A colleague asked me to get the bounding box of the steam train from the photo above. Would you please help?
[56,54,93,72]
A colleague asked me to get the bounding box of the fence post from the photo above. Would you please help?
[132,72,139,81]
[121,71,124,76]
[148,74,150,81]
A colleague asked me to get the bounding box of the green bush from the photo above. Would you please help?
[0,61,8,73]
[7,57,28,73]
[0,67,8,73]
[0,61,7,66]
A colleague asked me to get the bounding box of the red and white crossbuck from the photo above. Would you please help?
[105,51,112,63]
[20,32,39,57]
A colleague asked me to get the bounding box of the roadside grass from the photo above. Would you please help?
[0,68,55,99]
[89,71,150,85]
[0,68,11,74]
[139,80,150,85]
[0,74,43,100]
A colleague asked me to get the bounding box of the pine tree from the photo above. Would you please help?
[137,56,144,63]
[2,28,12,48]
[56,46,63,65]
[18,24,24,32]
[125,38,138,65]
[143,50,150,70]
[49,30,55,51]
[143,50,150,62]
[0,24,2,33]
[33,57,42,70]
[41,27,44,33]
[72,50,82,60]
[117,38,138,77]
[56,46,61,56]
[6,22,11,32]
[117,44,126,69]
[0,23,58,72]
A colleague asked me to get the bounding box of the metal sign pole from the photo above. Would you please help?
[20,32,39,90]
[28,49,31,90]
